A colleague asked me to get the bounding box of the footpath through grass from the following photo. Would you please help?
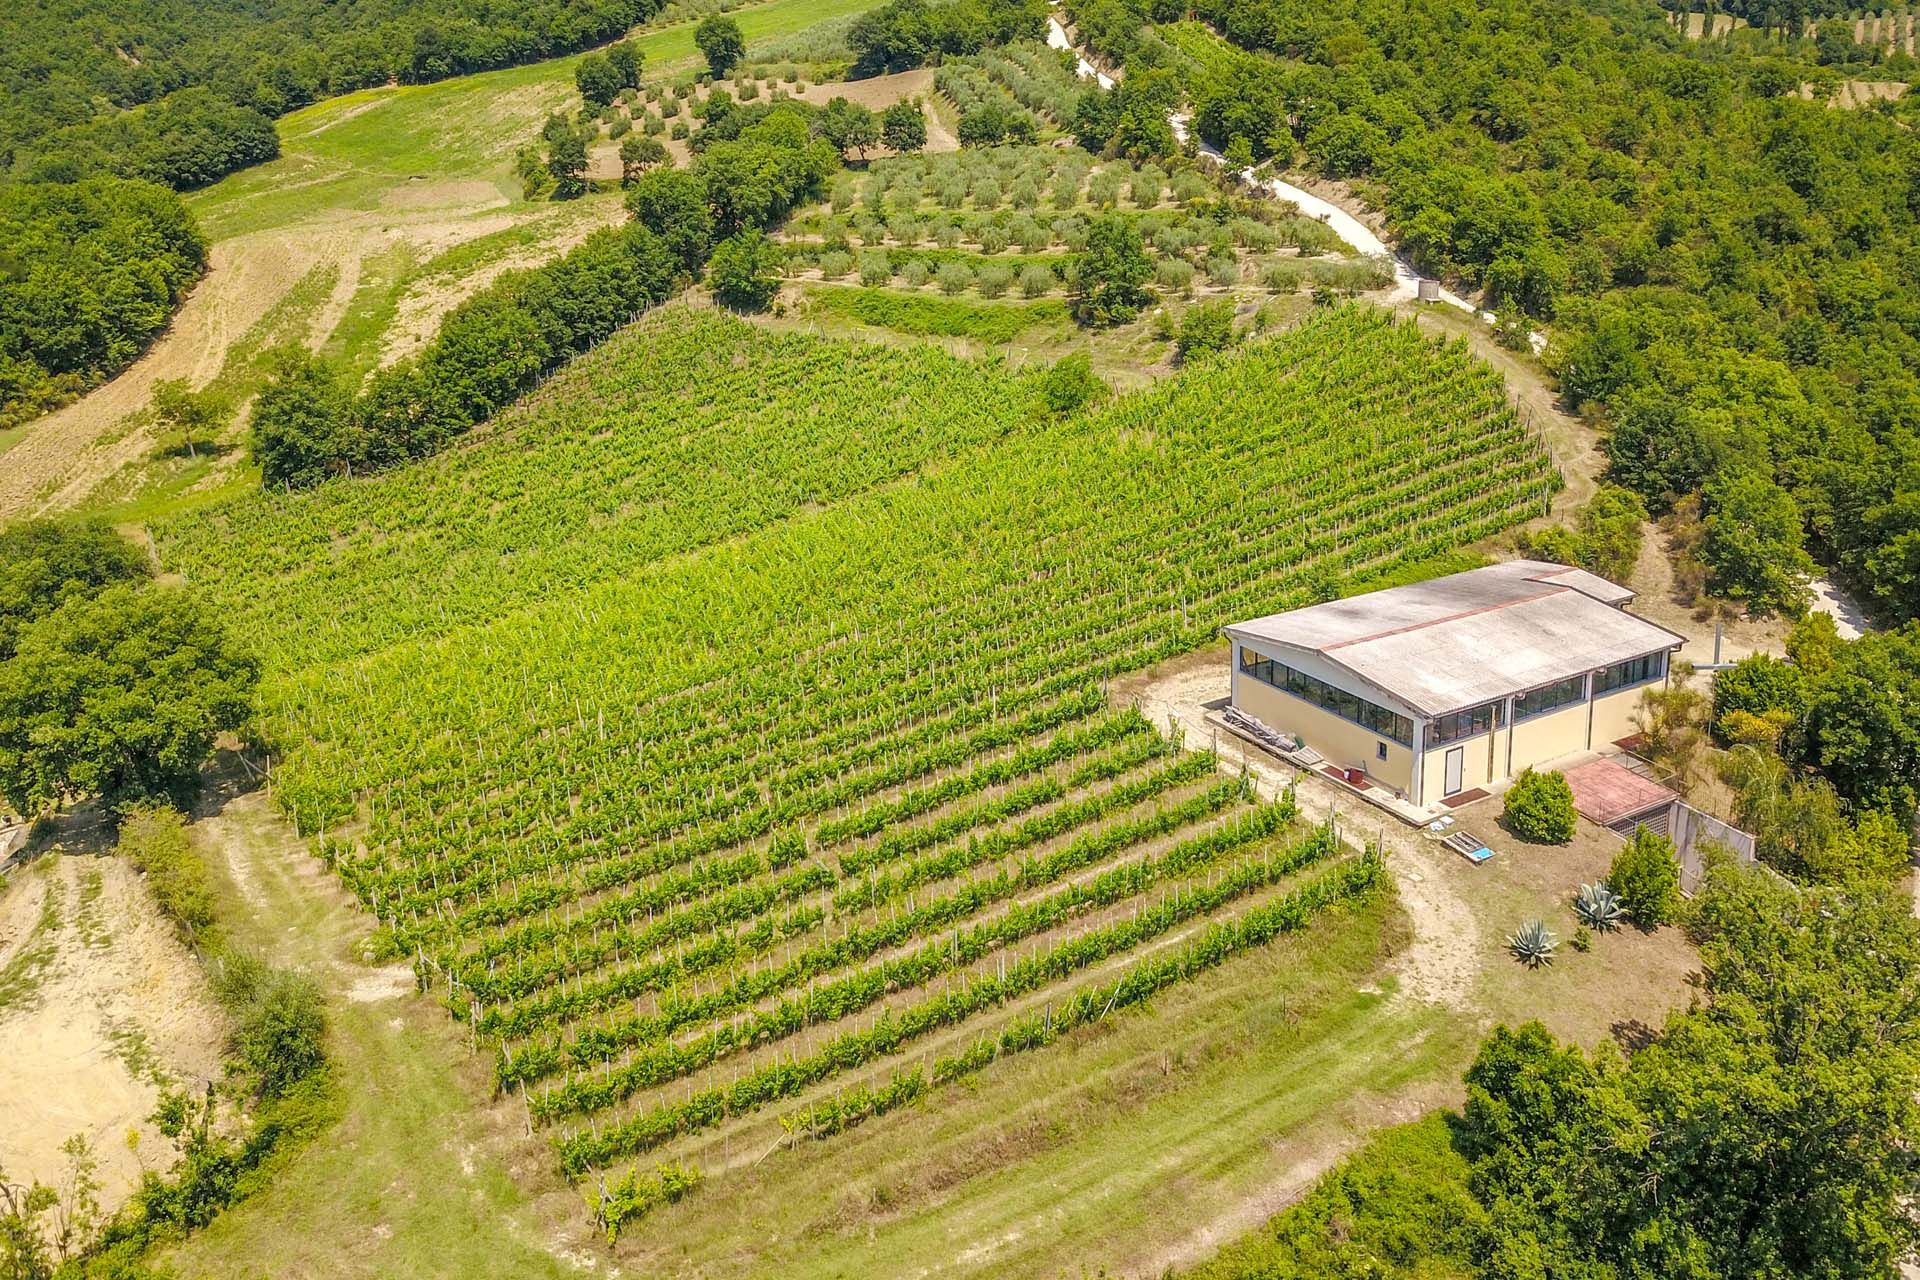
[163,774,593,1280]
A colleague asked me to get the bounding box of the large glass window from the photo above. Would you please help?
[1238,647,1413,747]
[1428,700,1504,746]
[1593,651,1666,696]
[1514,674,1588,721]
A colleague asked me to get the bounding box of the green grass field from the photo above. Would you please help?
[189,0,883,240]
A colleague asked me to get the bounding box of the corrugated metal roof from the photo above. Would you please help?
[1223,560,1684,717]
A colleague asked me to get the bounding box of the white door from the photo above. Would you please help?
[1443,747,1464,798]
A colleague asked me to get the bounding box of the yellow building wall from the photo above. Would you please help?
[1509,701,1593,774]
[1233,675,1415,796]
[1419,729,1500,807]
[1589,685,1647,747]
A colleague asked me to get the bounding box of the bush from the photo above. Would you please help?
[1609,826,1681,926]
[1177,299,1236,360]
[1039,353,1106,415]
[817,250,854,279]
[117,805,215,943]
[213,953,329,1100]
[1503,768,1577,843]
[1019,263,1055,297]
[976,265,1014,298]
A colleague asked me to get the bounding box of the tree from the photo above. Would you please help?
[214,953,328,1100]
[819,97,879,161]
[619,135,669,186]
[1462,865,1920,1280]
[152,377,228,459]
[881,101,928,153]
[1703,470,1815,616]
[707,231,778,311]
[624,168,713,275]
[575,53,623,110]
[1176,300,1236,361]
[1502,767,1576,843]
[1711,653,1806,744]
[605,41,643,91]
[1719,745,1910,884]
[0,584,258,814]
[249,347,356,488]
[1799,623,1920,820]
[0,519,148,661]
[1071,214,1153,326]
[547,127,589,200]
[695,15,746,78]
[1609,825,1680,925]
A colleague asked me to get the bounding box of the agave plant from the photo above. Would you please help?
[1507,919,1558,969]
[1573,882,1625,932]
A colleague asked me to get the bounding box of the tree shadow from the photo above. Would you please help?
[190,742,271,823]
[1611,1018,1659,1053]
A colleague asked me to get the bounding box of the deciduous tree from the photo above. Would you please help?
[0,584,258,813]
[694,15,746,78]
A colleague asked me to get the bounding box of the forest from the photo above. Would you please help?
[1068,0,1920,622]
[0,0,693,431]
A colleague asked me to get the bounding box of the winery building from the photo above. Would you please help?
[1222,561,1685,809]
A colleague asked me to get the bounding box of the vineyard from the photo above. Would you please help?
[155,303,1557,1231]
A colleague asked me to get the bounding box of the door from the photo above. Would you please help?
[1443,746,1464,798]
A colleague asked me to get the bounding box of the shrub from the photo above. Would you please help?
[976,224,1010,254]
[1712,654,1807,742]
[1019,263,1056,297]
[1609,826,1681,926]
[1177,299,1237,360]
[1039,353,1106,415]
[213,952,328,1099]
[902,260,931,288]
[858,252,893,286]
[936,262,974,295]
[117,805,215,943]
[1503,768,1577,843]
[976,265,1014,298]
[817,250,854,279]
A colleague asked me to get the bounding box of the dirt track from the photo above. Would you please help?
[0,234,326,519]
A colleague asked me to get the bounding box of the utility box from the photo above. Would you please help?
[1417,278,1440,302]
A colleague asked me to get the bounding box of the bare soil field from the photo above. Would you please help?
[0,853,225,1214]
[1804,79,1911,108]
[1675,11,1745,38]
[791,66,934,109]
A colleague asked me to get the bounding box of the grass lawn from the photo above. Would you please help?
[190,0,882,241]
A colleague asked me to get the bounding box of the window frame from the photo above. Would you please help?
[1427,700,1504,747]
[1237,646,1413,748]
[1513,673,1589,722]
[1592,650,1668,698]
